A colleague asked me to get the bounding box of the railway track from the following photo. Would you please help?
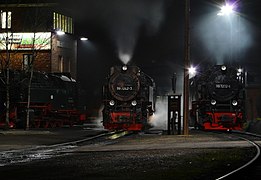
[215,131,261,180]
[1,128,260,179]
[0,130,130,167]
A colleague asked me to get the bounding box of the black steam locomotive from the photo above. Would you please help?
[102,65,156,131]
[190,65,245,131]
[0,70,86,129]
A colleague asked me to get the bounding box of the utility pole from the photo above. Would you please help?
[183,0,190,135]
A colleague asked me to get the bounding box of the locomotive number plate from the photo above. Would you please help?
[116,86,133,91]
[215,84,231,89]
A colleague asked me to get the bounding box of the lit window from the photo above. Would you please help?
[23,54,33,71]
[58,55,64,72]
[53,12,73,34]
[1,11,12,29]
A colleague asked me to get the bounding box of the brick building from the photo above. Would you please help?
[0,1,77,78]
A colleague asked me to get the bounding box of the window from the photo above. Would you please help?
[23,54,33,71]
[53,12,73,34]
[67,59,71,72]
[58,55,64,72]
[1,11,11,29]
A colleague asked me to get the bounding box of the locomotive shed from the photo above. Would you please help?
[0,128,260,179]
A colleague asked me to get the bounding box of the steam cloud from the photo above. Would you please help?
[195,13,252,64]
[118,52,131,65]
[108,0,166,64]
[93,105,105,130]
[150,97,168,130]
[69,0,166,65]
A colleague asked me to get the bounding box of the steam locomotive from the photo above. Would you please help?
[190,65,246,131]
[102,65,156,131]
[0,70,86,129]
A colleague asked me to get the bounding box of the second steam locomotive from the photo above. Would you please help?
[190,65,246,131]
[102,65,156,131]
[0,70,86,129]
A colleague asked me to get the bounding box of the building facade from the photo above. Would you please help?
[0,1,77,78]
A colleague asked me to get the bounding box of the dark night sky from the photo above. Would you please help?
[60,0,261,110]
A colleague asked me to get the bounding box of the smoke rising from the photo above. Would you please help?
[67,0,166,64]
[150,96,168,130]
[118,52,131,65]
[195,13,253,64]
[108,0,166,64]
[93,105,105,130]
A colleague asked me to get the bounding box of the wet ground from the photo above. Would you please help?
[0,147,256,180]
[0,128,258,179]
[247,120,261,134]
[0,125,260,179]
[0,127,105,151]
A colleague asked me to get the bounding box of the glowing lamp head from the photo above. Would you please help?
[237,68,243,73]
[188,66,196,75]
[237,68,243,76]
[56,30,65,35]
[80,37,88,41]
[217,4,235,16]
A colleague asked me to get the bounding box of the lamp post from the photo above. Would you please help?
[183,0,190,135]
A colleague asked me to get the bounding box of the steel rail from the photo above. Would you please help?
[0,130,129,166]
[216,131,261,180]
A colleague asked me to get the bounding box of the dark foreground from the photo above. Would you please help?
[0,148,256,180]
[0,127,258,180]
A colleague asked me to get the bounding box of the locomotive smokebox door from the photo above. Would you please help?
[168,95,181,135]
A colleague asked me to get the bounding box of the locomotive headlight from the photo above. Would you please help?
[131,100,137,106]
[122,65,128,71]
[211,99,216,105]
[109,100,115,106]
[232,100,238,106]
[221,65,227,71]
[237,68,243,73]
[237,68,243,76]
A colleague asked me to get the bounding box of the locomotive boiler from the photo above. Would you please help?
[102,65,156,131]
[190,65,246,131]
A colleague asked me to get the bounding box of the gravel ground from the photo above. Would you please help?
[0,147,255,180]
[0,129,258,180]
[0,127,106,151]
[246,120,261,134]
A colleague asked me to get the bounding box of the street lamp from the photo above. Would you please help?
[188,66,196,77]
[183,0,190,135]
[217,3,238,62]
[56,30,65,35]
[80,37,88,41]
[217,3,235,16]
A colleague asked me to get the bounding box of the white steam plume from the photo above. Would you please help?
[195,12,253,64]
[149,96,168,130]
[93,105,105,130]
[109,0,166,64]
[119,52,131,65]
